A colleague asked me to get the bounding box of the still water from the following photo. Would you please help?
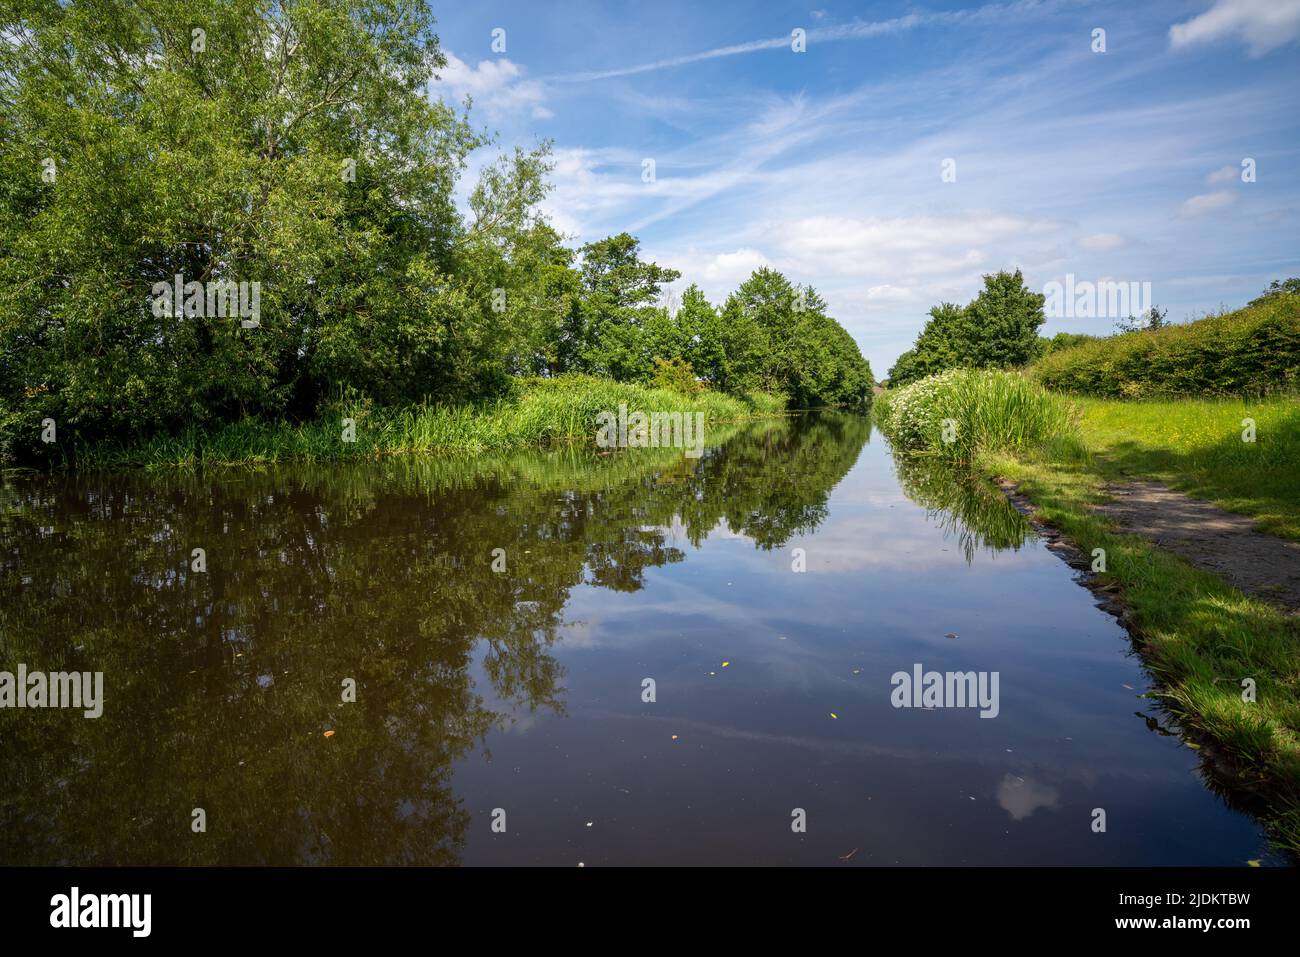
[0,414,1280,865]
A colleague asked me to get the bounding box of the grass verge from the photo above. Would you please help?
[1073,395,1300,540]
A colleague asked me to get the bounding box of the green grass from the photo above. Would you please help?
[65,375,784,471]
[1072,395,1300,540]
[873,368,1078,463]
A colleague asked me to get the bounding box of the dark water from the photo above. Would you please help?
[0,414,1281,865]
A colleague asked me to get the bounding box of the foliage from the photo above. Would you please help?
[1113,304,1168,335]
[649,357,702,396]
[1249,277,1300,307]
[0,2,872,467]
[874,368,1077,463]
[714,269,874,407]
[888,270,1046,386]
[1029,294,1300,398]
[1036,331,1099,356]
[66,375,763,469]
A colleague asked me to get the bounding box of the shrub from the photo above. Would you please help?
[1029,295,1300,398]
[650,357,703,396]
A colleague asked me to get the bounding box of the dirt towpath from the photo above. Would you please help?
[1092,480,1300,613]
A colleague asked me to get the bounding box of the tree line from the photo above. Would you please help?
[0,0,871,463]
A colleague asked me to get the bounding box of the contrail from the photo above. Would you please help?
[544,1,1050,83]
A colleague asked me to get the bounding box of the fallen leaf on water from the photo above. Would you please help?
[721,661,730,667]
[671,734,679,741]
[1247,859,1261,867]
[323,730,335,738]
[829,712,838,719]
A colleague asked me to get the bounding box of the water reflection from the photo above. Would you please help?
[0,415,869,864]
[890,455,1034,562]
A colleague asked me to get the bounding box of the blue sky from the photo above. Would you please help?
[428,0,1300,376]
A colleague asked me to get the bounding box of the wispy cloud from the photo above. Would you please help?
[545,0,1055,82]
[1180,190,1237,217]
[1170,0,1300,57]
[1079,233,1127,252]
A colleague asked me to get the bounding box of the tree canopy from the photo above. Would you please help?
[887,270,1045,386]
[0,0,872,464]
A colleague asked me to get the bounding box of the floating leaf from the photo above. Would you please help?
[322,730,335,738]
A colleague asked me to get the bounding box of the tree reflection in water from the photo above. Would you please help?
[0,413,869,864]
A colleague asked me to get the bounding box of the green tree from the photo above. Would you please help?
[0,0,499,461]
[964,269,1046,367]
[888,270,1045,385]
[719,269,872,405]
[571,233,680,381]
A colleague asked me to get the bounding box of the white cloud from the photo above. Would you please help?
[863,284,917,304]
[771,213,1059,278]
[1078,233,1126,252]
[1169,0,1300,56]
[693,248,772,283]
[1180,190,1237,217]
[1206,164,1240,184]
[432,52,548,119]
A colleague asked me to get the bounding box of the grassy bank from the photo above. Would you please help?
[875,370,1300,853]
[60,376,787,471]
[1073,395,1300,540]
